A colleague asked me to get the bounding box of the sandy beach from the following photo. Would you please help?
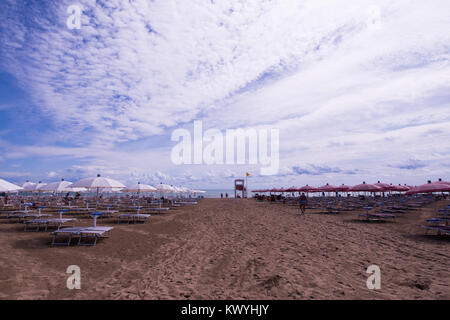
[0,198,448,300]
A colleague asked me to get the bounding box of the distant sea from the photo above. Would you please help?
[202,189,236,198]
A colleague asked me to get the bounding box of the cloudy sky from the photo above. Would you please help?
[0,0,449,189]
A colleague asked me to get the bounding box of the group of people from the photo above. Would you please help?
[220,193,229,198]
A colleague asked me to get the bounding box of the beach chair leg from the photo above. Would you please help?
[24,223,39,232]
[51,233,72,247]
[78,234,97,246]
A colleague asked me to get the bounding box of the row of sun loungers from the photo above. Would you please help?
[51,226,114,246]
[0,196,200,246]
[421,205,449,236]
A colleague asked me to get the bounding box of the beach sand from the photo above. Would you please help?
[0,199,448,299]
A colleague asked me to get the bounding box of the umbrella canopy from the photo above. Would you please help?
[296,185,318,192]
[121,182,157,193]
[23,181,47,192]
[391,184,409,192]
[191,189,206,193]
[318,183,340,192]
[69,174,125,208]
[374,181,393,191]
[40,179,85,193]
[0,178,23,192]
[405,181,450,195]
[21,180,36,189]
[177,186,192,193]
[155,183,176,193]
[336,184,350,192]
[171,186,185,193]
[69,174,126,189]
[349,182,382,192]
[284,186,298,192]
[432,178,450,185]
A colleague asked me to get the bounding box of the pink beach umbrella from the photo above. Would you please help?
[284,186,298,192]
[318,183,340,192]
[296,185,318,193]
[405,181,450,195]
[391,184,409,192]
[374,181,393,191]
[349,182,382,192]
[432,178,450,185]
[336,184,350,192]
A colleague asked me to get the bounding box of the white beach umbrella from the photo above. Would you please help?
[176,186,190,193]
[22,180,36,189]
[23,181,47,192]
[69,174,126,189]
[0,178,23,192]
[40,178,82,193]
[69,174,126,208]
[171,186,184,193]
[122,182,157,194]
[155,183,176,193]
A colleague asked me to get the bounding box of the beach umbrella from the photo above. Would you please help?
[336,184,350,192]
[23,181,47,192]
[171,186,185,194]
[318,183,340,192]
[40,178,86,193]
[405,181,450,195]
[349,182,382,192]
[21,180,36,189]
[69,174,126,208]
[178,186,192,194]
[374,181,393,191]
[391,184,409,192]
[0,178,23,192]
[155,183,176,193]
[191,189,206,194]
[296,185,318,193]
[122,182,157,195]
[432,178,450,185]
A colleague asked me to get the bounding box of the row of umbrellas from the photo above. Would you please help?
[0,175,205,195]
[252,179,450,195]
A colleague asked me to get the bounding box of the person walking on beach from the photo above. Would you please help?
[221,193,223,199]
[299,193,307,214]
[225,193,228,198]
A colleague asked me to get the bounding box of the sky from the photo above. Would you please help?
[0,0,449,189]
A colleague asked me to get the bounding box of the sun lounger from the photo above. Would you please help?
[421,225,450,235]
[358,213,396,221]
[146,207,170,213]
[117,213,151,224]
[51,226,114,246]
[7,212,52,223]
[24,218,76,232]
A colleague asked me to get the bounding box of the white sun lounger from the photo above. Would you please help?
[8,213,52,223]
[24,218,76,232]
[146,207,170,212]
[51,226,114,246]
[117,213,151,224]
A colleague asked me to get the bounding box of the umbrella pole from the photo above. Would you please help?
[96,187,99,209]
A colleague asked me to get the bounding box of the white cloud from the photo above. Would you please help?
[0,0,449,187]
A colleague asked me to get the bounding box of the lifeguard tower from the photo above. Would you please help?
[234,179,247,198]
